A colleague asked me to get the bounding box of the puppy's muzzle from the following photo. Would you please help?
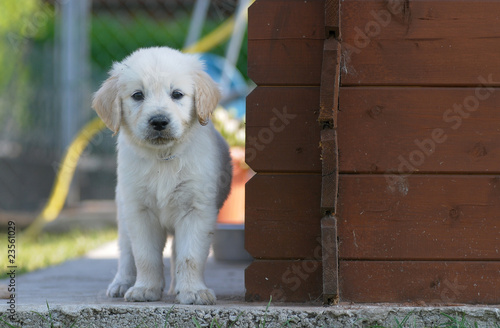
[149,115,170,131]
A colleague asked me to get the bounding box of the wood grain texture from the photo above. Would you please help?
[321,215,339,304]
[318,38,341,127]
[340,261,500,304]
[245,174,322,259]
[248,0,324,40]
[249,0,500,87]
[324,0,340,38]
[341,0,500,86]
[342,0,500,40]
[338,175,500,260]
[245,0,325,303]
[245,260,323,303]
[247,0,325,85]
[246,0,500,305]
[245,87,322,173]
[338,87,500,173]
[248,39,323,86]
[320,128,338,213]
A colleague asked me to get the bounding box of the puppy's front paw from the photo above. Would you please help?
[176,289,216,305]
[124,286,163,302]
[107,281,133,298]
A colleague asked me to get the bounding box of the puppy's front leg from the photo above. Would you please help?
[123,209,166,302]
[167,240,177,295]
[107,214,136,298]
[174,211,216,305]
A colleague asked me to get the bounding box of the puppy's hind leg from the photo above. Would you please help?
[107,206,136,298]
[174,210,217,305]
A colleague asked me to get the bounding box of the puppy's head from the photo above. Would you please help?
[92,47,221,148]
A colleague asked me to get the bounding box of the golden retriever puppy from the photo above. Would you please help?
[92,47,232,305]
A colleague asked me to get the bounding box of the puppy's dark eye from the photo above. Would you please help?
[132,91,145,101]
[171,90,184,100]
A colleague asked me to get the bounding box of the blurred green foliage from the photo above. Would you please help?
[1,0,248,91]
[0,0,55,130]
[0,1,247,148]
[90,11,248,81]
[0,0,54,84]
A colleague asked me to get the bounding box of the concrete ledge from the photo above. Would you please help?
[1,238,498,327]
[2,304,499,327]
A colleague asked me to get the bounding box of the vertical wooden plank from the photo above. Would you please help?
[320,128,338,213]
[319,0,341,306]
[321,215,339,305]
[318,39,341,127]
[324,0,340,38]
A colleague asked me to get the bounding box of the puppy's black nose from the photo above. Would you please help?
[149,115,169,131]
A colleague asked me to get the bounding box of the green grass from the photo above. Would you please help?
[0,228,117,279]
[369,311,500,328]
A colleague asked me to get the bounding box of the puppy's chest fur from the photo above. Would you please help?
[118,149,200,226]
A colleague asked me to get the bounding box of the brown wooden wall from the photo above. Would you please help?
[245,0,324,303]
[246,0,500,304]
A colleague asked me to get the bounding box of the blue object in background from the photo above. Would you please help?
[201,53,247,119]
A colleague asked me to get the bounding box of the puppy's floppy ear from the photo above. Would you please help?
[194,71,221,126]
[92,75,121,135]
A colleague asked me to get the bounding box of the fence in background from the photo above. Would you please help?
[0,0,247,213]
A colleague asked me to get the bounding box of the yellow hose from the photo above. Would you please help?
[23,11,247,239]
[184,0,253,54]
[23,117,106,239]
[183,17,235,54]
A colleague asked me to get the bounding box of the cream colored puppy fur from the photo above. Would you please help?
[92,47,232,305]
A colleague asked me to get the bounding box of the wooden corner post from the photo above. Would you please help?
[319,0,341,305]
